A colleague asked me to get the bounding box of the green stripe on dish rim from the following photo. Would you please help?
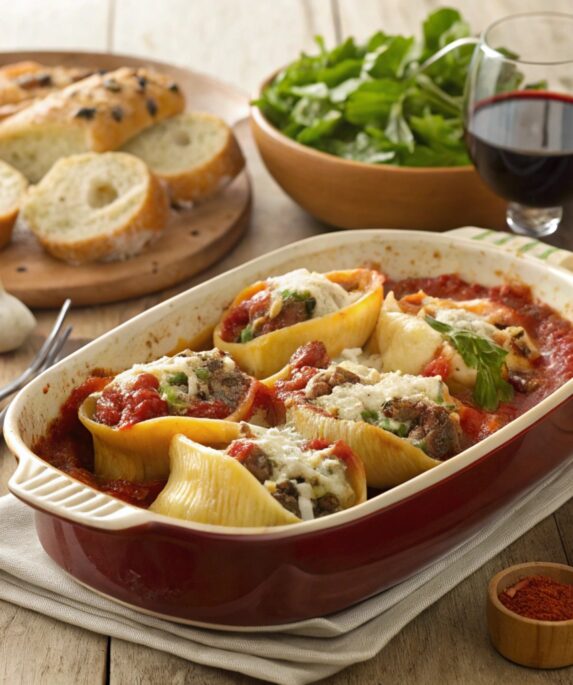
[494,234,515,245]
[472,229,496,241]
[517,241,540,254]
[537,246,560,260]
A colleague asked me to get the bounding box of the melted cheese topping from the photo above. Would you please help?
[109,349,237,409]
[311,371,445,421]
[242,425,354,521]
[433,307,499,339]
[266,269,361,319]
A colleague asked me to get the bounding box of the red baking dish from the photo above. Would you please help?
[5,229,573,628]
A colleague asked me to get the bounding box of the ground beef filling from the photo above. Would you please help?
[238,443,342,519]
[203,357,250,407]
[381,398,461,460]
[305,365,361,399]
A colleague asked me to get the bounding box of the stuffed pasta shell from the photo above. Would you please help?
[150,424,367,527]
[374,291,540,411]
[268,342,462,488]
[214,268,383,378]
[79,348,284,481]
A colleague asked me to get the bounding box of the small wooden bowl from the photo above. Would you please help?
[250,77,507,231]
[487,562,573,669]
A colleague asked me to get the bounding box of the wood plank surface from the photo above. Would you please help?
[112,0,337,94]
[335,0,573,41]
[1,1,573,684]
[0,0,109,51]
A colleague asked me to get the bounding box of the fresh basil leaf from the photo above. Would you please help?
[425,316,514,411]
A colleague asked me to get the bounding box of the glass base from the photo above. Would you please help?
[506,203,562,237]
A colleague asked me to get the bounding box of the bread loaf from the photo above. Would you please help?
[0,159,28,249]
[122,112,244,203]
[21,152,169,265]
[0,67,185,182]
[0,61,96,119]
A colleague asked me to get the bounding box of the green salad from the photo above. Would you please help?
[255,8,478,167]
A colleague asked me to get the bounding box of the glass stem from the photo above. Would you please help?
[506,203,562,237]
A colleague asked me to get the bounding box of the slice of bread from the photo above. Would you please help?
[0,159,28,249]
[122,112,244,203]
[0,67,185,182]
[21,152,169,265]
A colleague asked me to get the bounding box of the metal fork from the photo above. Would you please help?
[0,299,73,432]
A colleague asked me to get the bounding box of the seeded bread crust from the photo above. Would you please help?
[21,152,170,265]
[0,61,96,119]
[123,112,245,203]
[0,66,185,181]
[0,160,28,249]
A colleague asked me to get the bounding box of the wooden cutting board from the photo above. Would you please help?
[0,50,252,308]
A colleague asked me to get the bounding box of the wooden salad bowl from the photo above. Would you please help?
[487,562,573,668]
[250,76,506,231]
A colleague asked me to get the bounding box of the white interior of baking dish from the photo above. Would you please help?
[6,229,573,537]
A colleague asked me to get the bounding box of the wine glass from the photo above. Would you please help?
[464,13,573,237]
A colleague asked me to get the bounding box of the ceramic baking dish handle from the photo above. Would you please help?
[8,451,151,531]
[447,227,573,272]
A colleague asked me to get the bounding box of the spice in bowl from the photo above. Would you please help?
[487,562,573,668]
[499,575,573,622]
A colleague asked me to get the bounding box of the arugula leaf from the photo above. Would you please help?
[254,8,522,168]
[240,324,254,343]
[425,316,514,411]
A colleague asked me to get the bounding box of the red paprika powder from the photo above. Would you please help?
[499,575,573,621]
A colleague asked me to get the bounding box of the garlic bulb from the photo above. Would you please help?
[0,281,35,352]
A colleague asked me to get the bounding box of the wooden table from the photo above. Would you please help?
[1,1,573,683]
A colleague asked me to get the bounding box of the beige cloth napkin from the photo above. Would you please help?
[0,456,572,685]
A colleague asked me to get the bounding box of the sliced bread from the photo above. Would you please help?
[21,152,169,265]
[0,61,96,120]
[122,111,244,203]
[0,67,185,182]
[0,159,28,249]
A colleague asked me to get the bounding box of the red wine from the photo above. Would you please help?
[466,91,573,207]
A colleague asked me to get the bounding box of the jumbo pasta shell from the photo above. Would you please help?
[150,434,300,526]
[290,405,441,488]
[79,394,243,481]
[213,269,383,378]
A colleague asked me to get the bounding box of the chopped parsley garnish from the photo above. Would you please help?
[425,316,514,411]
[240,324,254,343]
[361,409,379,424]
[194,367,210,381]
[160,383,188,411]
[361,409,409,437]
[280,289,317,317]
[167,372,187,385]
[280,288,313,301]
